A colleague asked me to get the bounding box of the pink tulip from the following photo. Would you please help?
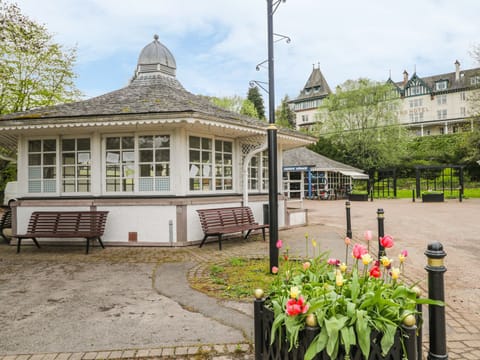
[352,243,368,259]
[328,258,340,266]
[276,239,283,249]
[364,230,372,241]
[271,266,278,274]
[303,262,311,270]
[401,249,408,257]
[344,237,351,246]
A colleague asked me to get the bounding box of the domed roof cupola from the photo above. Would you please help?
[135,34,176,78]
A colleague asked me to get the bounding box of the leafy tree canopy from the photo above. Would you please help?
[0,0,81,115]
[275,95,296,129]
[247,86,266,120]
[205,95,259,118]
[315,78,410,172]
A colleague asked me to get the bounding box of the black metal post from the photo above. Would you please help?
[345,201,352,239]
[425,242,448,360]
[402,324,418,360]
[253,295,265,360]
[412,189,416,202]
[267,0,278,272]
[377,208,385,258]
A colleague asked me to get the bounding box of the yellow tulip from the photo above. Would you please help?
[361,253,373,265]
[339,263,347,273]
[380,256,391,267]
[335,270,344,287]
[290,286,300,299]
[391,267,400,280]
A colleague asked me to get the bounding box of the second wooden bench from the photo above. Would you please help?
[197,206,268,250]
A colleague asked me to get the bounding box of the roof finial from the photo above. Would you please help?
[153,34,159,41]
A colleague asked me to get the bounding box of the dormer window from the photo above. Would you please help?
[313,86,321,93]
[435,80,448,91]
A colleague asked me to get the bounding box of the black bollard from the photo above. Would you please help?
[253,294,265,360]
[425,242,448,360]
[345,201,352,239]
[412,189,416,202]
[402,324,418,360]
[377,208,385,258]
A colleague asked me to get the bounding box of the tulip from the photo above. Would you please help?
[380,235,394,248]
[380,256,392,268]
[352,243,368,259]
[339,263,347,273]
[276,239,283,249]
[312,239,317,248]
[290,286,300,299]
[361,253,373,265]
[271,266,278,274]
[328,258,340,266]
[335,269,344,287]
[391,267,400,280]
[344,237,351,246]
[286,296,309,316]
[302,261,311,271]
[364,230,372,241]
[370,265,381,278]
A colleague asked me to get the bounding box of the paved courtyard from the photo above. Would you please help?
[0,198,479,359]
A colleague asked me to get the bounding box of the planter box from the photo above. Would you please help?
[348,193,369,201]
[422,193,444,202]
[254,299,416,360]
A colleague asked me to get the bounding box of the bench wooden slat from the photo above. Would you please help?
[197,206,268,250]
[15,211,109,254]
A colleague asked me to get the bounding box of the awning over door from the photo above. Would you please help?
[339,170,369,180]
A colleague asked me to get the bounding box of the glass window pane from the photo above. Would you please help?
[43,167,56,179]
[122,137,134,149]
[28,140,41,152]
[215,140,222,151]
[63,166,75,177]
[140,164,152,177]
[28,154,41,166]
[224,142,232,153]
[43,153,56,165]
[156,149,169,162]
[155,135,169,147]
[202,151,211,163]
[190,136,200,149]
[62,153,75,165]
[190,150,200,163]
[202,138,211,150]
[106,137,120,149]
[77,138,90,151]
[62,139,75,151]
[44,140,56,152]
[139,136,153,148]
[139,150,153,162]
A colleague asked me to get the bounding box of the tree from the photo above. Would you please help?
[247,86,266,120]
[316,78,410,172]
[275,95,296,129]
[0,0,81,115]
[206,95,258,118]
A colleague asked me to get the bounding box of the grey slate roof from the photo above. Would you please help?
[291,66,332,102]
[283,147,366,173]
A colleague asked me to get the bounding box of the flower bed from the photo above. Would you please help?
[254,235,442,360]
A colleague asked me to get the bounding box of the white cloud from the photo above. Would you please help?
[13,0,480,103]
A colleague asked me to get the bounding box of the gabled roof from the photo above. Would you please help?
[283,147,367,177]
[291,66,332,102]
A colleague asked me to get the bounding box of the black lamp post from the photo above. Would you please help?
[267,0,279,272]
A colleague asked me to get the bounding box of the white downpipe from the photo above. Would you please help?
[242,139,268,207]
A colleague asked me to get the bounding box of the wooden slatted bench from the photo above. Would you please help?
[197,206,268,250]
[0,206,12,243]
[14,211,109,254]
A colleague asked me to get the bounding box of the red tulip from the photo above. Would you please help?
[380,235,394,249]
[370,265,381,278]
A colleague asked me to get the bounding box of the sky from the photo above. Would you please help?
[12,0,480,106]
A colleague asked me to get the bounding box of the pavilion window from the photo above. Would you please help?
[138,135,170,192]
[189,136,233,192]
[105,136,135,192]
[28,139,57,193]
[61,138,91,193]
[247,150,268,192]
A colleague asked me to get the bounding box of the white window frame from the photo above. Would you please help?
[188,135,234,193]
[27,138,58,194]
[61,137,92,194]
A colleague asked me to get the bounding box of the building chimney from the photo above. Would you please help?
[454,60,461,82]
[403,70,409,84]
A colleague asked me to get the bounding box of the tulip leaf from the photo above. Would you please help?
[380,322,397,355]
[304,326,328,360]
[356,310,371,358]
